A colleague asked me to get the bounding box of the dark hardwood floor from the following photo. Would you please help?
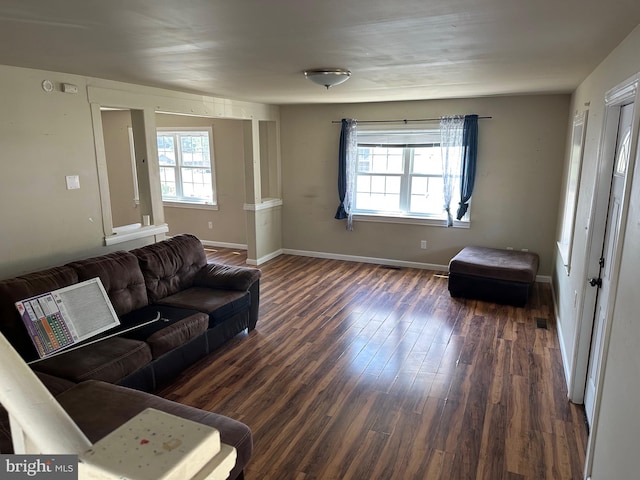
[158,247,589,479]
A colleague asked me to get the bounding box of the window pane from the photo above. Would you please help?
[355,173,402,212]
[410,176,444,214]
[180,134,211,167]
[356,175,371,192]
[357,148,372,172]
[369,147,404,174]
[386,176,401,194]
[181,167,213,202]
[159,167,176,197]
[157,135,176,166]
[412,146,442,175]
[371,176,386,193]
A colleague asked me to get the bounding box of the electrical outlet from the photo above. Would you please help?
[208,221,213,229]
[420,240,427,249]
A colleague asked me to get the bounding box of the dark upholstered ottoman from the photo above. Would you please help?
[448,246,539,306]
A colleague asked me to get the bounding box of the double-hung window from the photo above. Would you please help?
[354,128,463,222]
[156,128,217,206]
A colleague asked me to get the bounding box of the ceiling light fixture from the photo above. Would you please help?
[304,68,351,89]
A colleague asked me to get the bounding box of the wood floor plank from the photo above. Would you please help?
[157,249,589,480]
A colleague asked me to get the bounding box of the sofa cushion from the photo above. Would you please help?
[67,251,148,316]
[194,263,261,291]
[156,288,250,327]
[34,337,152,384]
[56,380,252,480]
[132,234,208,303]
[0,266,79,361]
[121,311,209,358]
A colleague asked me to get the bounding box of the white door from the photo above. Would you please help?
[584,102,634,424]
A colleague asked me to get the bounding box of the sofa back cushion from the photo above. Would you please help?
[67,251,148,316]
[0,266,79,361]
[132,234,207,303]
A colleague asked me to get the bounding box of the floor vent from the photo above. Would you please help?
[379,265,401,270]
[535,317,548,329]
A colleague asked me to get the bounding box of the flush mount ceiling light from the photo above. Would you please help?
[304,68,351,89]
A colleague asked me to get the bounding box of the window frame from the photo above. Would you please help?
[156,127,217,207]
[352,126,470,227]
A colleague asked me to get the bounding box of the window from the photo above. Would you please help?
[354,128,462,221]
[156,129,216,205]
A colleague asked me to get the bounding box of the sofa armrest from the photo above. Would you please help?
[194,264,261,291]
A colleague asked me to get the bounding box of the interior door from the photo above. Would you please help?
[584,102,634,424]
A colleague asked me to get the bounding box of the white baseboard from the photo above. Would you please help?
[247,249,284,266]
[549,278,573,395]
[196,243,554,284]
[200,240,248,250]
[281,249,449,271]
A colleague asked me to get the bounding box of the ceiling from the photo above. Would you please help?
[1,0,639,105]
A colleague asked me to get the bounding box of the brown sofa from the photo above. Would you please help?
[0,234,260,478]
[0,234,261,390]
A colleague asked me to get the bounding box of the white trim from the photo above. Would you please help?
[604,73,638,105]
[583,72,640,480]
[104,224,169,245]
[353,213,470,228]
[200,240,248,250]
[163,201,219,211]
[246,249,284,266]
[243,198,283,211]
[549,276,573,394]
[284,249,449,271]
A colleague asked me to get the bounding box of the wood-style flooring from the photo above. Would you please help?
[158,248,589,480]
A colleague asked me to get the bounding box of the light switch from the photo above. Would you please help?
[66,175,80,190]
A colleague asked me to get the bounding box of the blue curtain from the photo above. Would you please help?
[457,114,478,220]
[335,119,349,220]
[335,118,357,229]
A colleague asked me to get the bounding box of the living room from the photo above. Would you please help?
[1,2,640,479]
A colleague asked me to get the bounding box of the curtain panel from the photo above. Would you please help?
[458,114,479,220]
[335,118,358,230]
[440,116,464,226]
[440,114,479,226]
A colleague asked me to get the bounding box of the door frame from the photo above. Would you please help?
[575,73,640,478]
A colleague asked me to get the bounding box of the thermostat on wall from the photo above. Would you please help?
[62,83,78,94]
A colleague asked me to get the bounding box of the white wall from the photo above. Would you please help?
[552,23,640,479]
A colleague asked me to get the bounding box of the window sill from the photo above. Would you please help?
[104,224,169,246]
[163,201,219,211]
[353,213,470,228]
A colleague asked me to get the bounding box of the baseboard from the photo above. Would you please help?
[281,249,449,271]
[246,249,283,266]
[550,278,573,394]
[199,240,248,250]
[196,243,554,283]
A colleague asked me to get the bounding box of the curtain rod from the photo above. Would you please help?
[331,116,492,124]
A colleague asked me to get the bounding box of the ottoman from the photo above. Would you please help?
[448,246,539,306]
